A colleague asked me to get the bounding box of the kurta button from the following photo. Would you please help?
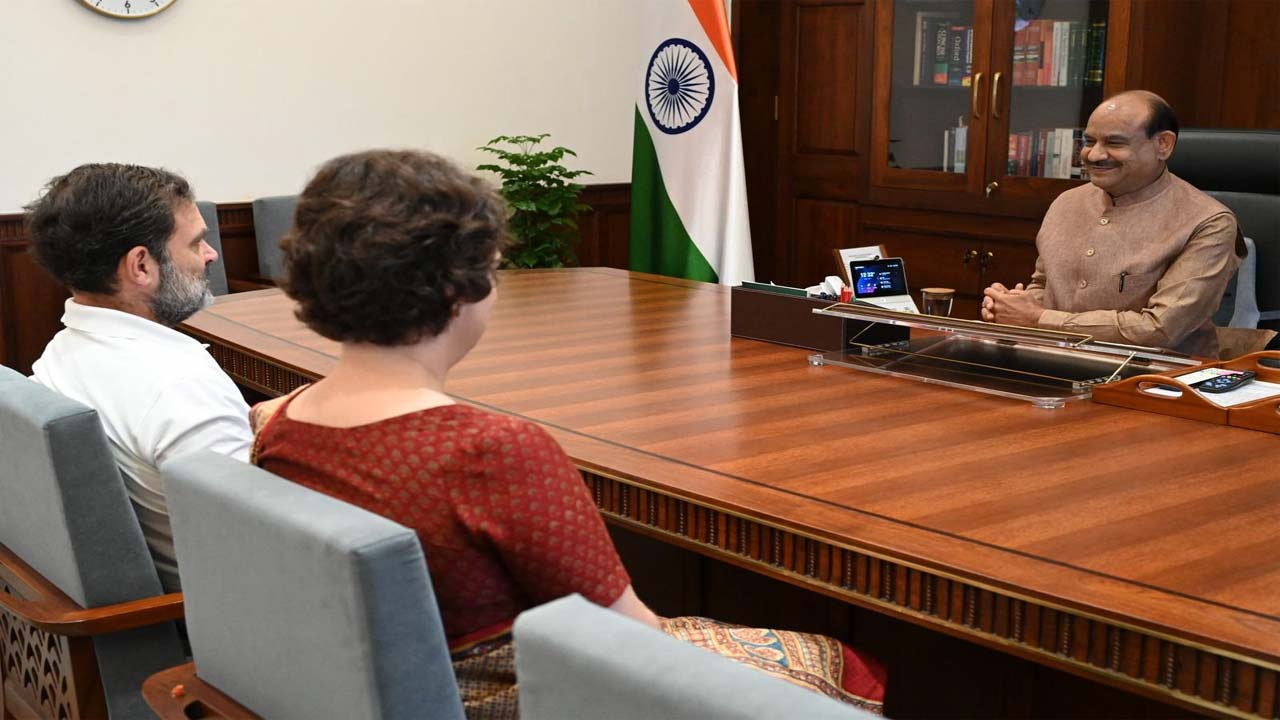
[1086,248,1096,256]
[1079,279,1088,288]
[1099,217,1110,225]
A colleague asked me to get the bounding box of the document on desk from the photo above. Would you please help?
[1147,379,1280,407]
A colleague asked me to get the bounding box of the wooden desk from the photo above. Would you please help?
[183,268,1279,718]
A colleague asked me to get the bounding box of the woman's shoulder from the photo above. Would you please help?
[417,407,567,478]
[420,405,553,445]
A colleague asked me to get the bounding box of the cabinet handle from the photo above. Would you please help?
[985,181,1000,198]
[991,71,1003,119]
[971,72,985,119]
[980,251,995,270]
[963,249,979,264]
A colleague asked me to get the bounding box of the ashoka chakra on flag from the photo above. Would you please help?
[645,38,715,135]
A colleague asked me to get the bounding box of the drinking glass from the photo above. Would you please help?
[921,287,956,317]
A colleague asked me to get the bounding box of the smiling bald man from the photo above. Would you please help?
[982,91,1243,357]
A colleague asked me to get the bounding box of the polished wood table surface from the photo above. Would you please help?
[184,268,1280,718]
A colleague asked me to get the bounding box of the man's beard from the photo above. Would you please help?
[150,258,214,327]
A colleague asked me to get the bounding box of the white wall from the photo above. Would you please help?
[0,0,647,212]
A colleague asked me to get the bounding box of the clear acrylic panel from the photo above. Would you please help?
[808,302,1198,408]
[888,0,978,173]
[1003,0,1110,179]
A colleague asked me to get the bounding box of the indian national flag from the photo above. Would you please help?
[630,0,754,285]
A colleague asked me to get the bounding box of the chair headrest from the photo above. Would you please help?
[1168,129,1280,195]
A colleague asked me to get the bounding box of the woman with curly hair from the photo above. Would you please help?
[252,149,885,719]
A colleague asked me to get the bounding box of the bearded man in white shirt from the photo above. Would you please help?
[28,163,253,592]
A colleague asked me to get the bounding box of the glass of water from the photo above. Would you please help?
[921,288,955,317]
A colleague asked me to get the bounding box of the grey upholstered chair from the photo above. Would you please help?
[0,365,186,720]
[514,594,878,720]
[1221,236,1261,328]
[250,195,299,281]
[1168,129,1280,331]
[195,200,230,296]
[150,450,464,720]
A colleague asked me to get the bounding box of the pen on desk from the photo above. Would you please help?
[1118,271,1128,292]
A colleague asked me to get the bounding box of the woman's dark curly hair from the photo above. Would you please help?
[280,150,510,345]
[25,163,192,294]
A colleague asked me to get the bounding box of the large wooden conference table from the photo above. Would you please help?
[183,268,1279,718]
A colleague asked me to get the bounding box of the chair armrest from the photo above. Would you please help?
[0,540,184,636]
[143,662,258,720]
[0,590,185,636]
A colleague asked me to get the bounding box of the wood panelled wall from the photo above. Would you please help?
[1125,0,1280,129]
[0,219,66,377]
[0,183,630,375]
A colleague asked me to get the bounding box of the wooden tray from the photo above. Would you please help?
[1223,351,1280,433]
[1091,350,1280,432]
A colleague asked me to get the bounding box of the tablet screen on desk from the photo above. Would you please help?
[850,258,909,299]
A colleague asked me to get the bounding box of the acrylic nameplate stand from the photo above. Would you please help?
[807,303,1199,409]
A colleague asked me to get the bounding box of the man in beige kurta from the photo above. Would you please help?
[983,91,1241,357]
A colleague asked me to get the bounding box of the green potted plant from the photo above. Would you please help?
[477,134,592,268]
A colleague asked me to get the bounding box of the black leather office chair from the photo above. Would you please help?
[1167,129,1280,338]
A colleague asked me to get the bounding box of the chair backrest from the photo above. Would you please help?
[1168,129,1280,325]
[196,200,230,296]
[163,450,464,720]
[0,365,185,719]
[250,195,299,280]
[513,595,877,720]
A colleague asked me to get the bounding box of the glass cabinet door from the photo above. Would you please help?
[988,0,1110,189]
[876,0,988,190]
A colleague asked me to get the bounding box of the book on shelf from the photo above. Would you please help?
[944,26,975,86]
[1071,129,1085,179]
[908,16,1107,89]
[1055,130,1066,177]
[913,12,952,85]
[1012,27,1026,85]
[963,27,973,86]
[910,12,972,86]
[1024,21,1042,85]
[932,19,950,84]
[1068,23,1086,86]
[942,117,968,173]
[1007,128,1086,179]
[1055,21,1069,86]
[948,25,965,85]
[1011,19,1105,87]
[1038,20,1054,85]
[1033,128,1048,176]
[1085,20,1107,85]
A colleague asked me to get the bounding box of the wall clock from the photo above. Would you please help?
[78,0,178,20]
